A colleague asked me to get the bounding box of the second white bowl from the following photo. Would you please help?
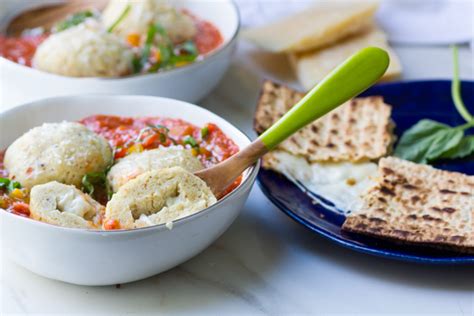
[0,0,240,110]
[0,95,258,286]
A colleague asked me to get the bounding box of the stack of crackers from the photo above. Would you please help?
[244,0,402,90]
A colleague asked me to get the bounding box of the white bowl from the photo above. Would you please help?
[0,95,258,286]
[0,0,240,111]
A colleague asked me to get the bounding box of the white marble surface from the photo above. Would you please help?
[2,39,474,316]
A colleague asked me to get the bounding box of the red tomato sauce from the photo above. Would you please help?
[0,35,48,67]
[0,151,31,217]
[80,115,239,168]
[186,11,224,55]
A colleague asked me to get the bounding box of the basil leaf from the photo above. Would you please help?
[154,124,170,132]
[394,120,463,163]
[0,178,10,190]
[394,120,449,161]
[82,172,106,195]
[440,135,474,159]
[142,25,158,64]
[425,129,464,162]
[133,24,158,73]
[183,136,199,148]
[54,11,94,32]
[0,178,22,193]
[8,181,22,192]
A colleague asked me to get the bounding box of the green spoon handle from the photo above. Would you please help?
[259,46,390,150]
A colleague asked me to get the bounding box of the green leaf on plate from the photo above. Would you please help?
[394,119,464,163]
[440,135,474,159]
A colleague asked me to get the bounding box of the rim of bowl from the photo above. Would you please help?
[0,0,241,81]
[0,94,260,235]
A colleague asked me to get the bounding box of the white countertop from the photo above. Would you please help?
[1,41,474,315]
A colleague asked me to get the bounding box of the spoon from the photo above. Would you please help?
[195,46,390,198]
[6,0,108,36]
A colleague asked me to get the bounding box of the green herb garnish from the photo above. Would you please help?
[394,46,474,163]
[0,178,10,190]
[54,10,95,32]
[107,4,131,33]
[82,172,106,196]
[183,136,199,148]
[179,40,198,56]
[142,24,157,60]
[440,135,474,159]
[153,24,174,69]
[135,124,172,144]
[8,181,22,192]
[201,126,209,139]
[133,23,158,73]
[133,22,200,73]
[82,170,114,201]
[0,177,22,193]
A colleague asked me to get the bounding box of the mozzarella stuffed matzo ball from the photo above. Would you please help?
[4,122,113,190]
[30,181,104,229]
[107,147,204,192]
[33,20,133,77]
[104,167,216,230]
[102,0,197,44]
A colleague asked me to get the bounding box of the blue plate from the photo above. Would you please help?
[257,80,474,264]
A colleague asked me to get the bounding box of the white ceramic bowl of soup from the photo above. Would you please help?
[0,0,240,111]
[0,95,258,286]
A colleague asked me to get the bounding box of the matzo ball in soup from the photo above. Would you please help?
[107,147,204,192]
[4,122,113,190]
[33,20,133,77]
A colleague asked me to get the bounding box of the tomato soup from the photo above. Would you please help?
[0,35,48,67]
[0,115,240,220]
[0,12,222,73]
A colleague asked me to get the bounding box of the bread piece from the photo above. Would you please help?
[104,167,216,229]
[242,0,378,53]
[342,157,474,253]
[254,80,394,162]
[289,26,402,90]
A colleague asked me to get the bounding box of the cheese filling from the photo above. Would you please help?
[268,151,378,214]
